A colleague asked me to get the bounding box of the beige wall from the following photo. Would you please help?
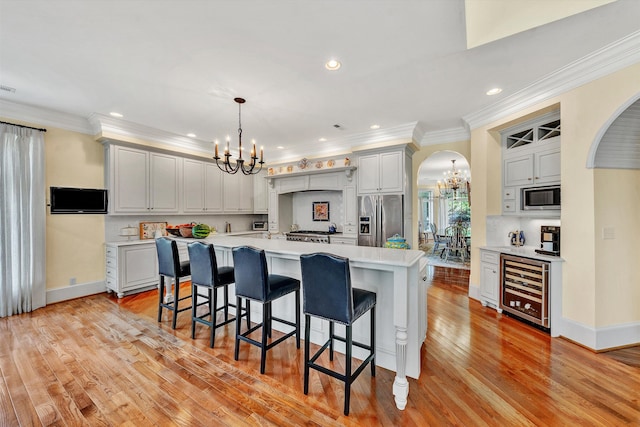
[466,61,640,331]
[411,140,471,249]
[45,127,105,290]
[594,169,640,325]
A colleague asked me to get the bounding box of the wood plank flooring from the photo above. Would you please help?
[1,266,639,426]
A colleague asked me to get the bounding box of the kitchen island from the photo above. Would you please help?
[172,234,428,410]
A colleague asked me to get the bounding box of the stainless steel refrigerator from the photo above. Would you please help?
[357,194,404,247]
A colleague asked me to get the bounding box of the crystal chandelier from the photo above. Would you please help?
[437,159,469,197]
[213,97,264,175]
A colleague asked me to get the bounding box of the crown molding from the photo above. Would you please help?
[463,30,640,130]
[419,126,470,146]
[0,99,93,134]
[89,113,213,155]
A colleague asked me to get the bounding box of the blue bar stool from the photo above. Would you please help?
[300,252,376,416]
[232,246,300,374]
[187,241,249,348]
[155,237,191,329]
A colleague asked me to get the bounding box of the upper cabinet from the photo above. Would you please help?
[223,171,254,212]
[501,112,561,215]
[253,171,268,214]
[357,150,404,194]
[183,159,223,213]
[106,143,257,215]
[108,145,179,214]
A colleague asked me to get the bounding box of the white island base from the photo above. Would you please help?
[173,235,428,410]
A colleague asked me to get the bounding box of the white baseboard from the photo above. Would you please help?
[468,283,481,301]
[538,317,640,351]
[46,280,106,305]
[468,283,639,351]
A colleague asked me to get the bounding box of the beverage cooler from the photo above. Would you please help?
[500,254,550,328]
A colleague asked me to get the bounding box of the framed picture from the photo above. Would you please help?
[312,201,330,221]
[139,221,168,239]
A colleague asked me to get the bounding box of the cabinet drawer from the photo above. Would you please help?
[105,257,117,268]
[106,267,117,279]
[481,251,499,264]
[344,225,357,234]
[105,276,116,290]
[106,246,117,258]
[503,188,516,200]
[503,201,516,212]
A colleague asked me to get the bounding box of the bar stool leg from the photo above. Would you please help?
[329,322,335,361]
[190,283,198,339]
[158,276,165,322]
[260,304,269,374]
[172,278,179,329]
[344,324,353,416]
[295,289,300,348]
[209,287,215,348]
[304,314,311,395]
[234,296,242,361]
[371,306,376,376]
[223,285,229,321]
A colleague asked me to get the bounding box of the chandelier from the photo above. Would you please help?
[437,159,469,197]
[213,97,264,175]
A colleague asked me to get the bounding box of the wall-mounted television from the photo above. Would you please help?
[50,187,108,214]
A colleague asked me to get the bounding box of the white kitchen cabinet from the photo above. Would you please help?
[479,249,500,311]
[357,150,404,194]
[106,241,159,298]
[503,144,560,187]
[183,159,223,213]
[253,171,268,213]
[223,172,253,212]
[268,189,279,232]
[109,145,179,214]
[330,236,357,246]
[343,185,357,235]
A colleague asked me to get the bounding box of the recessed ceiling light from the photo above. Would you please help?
[277,146,284,149]
[486,88,502,96]
[370,124,380,130]
[109,112,123,118]
[325,59,341,71]
[187,133,196,138]
[319,137,327,142]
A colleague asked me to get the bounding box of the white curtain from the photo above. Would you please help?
[0,123,46,317]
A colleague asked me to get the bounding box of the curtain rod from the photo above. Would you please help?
[0,120,47,132]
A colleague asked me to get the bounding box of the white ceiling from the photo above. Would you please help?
[1,0,639,164]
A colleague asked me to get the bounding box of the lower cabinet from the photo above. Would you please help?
[330,236,357,246]
[479,249,500,311]
[106,242,159,298]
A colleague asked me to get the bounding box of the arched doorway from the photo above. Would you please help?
[416,151,471,264]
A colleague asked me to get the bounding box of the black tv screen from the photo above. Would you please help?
[50,187,108,214]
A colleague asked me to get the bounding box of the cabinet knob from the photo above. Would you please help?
[527,178,532,181]
[535,177,540,180]
[505,205,510,209]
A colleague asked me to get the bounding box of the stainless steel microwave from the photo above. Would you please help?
[521,185,561,210]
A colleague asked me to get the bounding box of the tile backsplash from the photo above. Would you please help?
[486,215,561,248]
[291,191,343,232]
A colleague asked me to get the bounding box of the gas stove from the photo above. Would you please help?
[285,230,335,243]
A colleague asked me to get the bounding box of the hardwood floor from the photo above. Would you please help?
[1,266,639,426]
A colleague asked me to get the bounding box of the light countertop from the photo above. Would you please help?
[172,234,425,268]
[480,246,564,262]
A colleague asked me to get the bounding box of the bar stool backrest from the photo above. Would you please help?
[232,246,269,301]
[188,241,218,287]
[156,238,181,277]
[300,252,354,325]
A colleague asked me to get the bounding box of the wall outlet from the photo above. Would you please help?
[69,277,76,286]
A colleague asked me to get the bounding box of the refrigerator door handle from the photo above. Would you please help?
[378,197,383,247]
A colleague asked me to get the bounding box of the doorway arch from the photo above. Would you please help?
[416,150,470,250]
